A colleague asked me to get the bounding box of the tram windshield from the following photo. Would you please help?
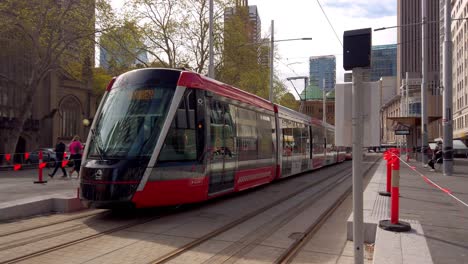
[88,70,180,159]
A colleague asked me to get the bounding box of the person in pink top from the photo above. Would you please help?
[69,135,83,177]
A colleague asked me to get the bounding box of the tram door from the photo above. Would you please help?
[208,100,237,194]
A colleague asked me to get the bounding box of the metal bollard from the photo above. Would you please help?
[34,151,47,184]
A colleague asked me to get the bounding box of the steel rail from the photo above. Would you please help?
[149,165,353,264]
[0,210,108,238]
[276,157,380,263]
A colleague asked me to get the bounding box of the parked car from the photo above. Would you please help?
[25,148,57,168]
[430,139,468,158]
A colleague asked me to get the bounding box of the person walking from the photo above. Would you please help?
[49,137,67,178]
[69,135,83,178]
[428,142,443,171]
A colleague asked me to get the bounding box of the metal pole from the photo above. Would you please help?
[269,20,274,102]
[208,0,214,79]
[421,0,429,166]
[406,72,410,116]
[352,68,364,264]
[443,0,453,175]
[323,79,326,124]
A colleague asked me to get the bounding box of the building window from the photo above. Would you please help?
[59,96,82,138]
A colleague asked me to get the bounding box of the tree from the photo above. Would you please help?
[125,0,232,72]
[92,67,112,101]
[216,4,270,99]
[179,0,231,73]
[126,0,186,68]
[278,92,300,111]
[99,20,148,76]
[0,0,98,154]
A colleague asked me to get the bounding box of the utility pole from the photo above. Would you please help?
[323,79,326,124]
[208,0,214,79]
[269,20,274,102]
[421,0,429,166]
[443,0,453,175]
[352,67,364,264]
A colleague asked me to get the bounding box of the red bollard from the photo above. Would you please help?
[379,151,392,196]
[34,151,47,184]
[390,155,400,224]
[379,150,411,232]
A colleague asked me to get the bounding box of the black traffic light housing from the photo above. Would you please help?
[343,28,372,70]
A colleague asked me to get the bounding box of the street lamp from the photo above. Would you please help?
[269,20,312,102]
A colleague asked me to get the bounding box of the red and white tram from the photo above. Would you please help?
[80,68,347,208]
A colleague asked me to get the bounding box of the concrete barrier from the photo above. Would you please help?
[0,194,85,221]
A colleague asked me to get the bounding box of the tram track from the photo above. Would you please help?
[277,157,380,264]
[0,213,170,264]
[0,210,108,238]
[0,160,367,264]
[148,165,356,264]
[149,157,379,264]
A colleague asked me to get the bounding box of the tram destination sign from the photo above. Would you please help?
[395,129,410,135]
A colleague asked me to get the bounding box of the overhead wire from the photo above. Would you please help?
[315,0,343,48]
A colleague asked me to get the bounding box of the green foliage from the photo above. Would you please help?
[216,5,270,100]
[278,92,300,111]
[93,67,112,98]
[99,20,147,76]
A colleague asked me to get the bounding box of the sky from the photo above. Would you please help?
[110,0,397,97]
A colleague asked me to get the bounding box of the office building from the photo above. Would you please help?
[451,0,468,141]
[344,72,352,82]
[383,0,442,151]
[309,55,336,91]
[224,0,261,44]
[370,44,397,81]
[0,1,96,162]
[99,46,149,72]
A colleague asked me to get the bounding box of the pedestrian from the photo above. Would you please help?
[69,135,83,178]
[49,137,67,178]
[428,142,443,171]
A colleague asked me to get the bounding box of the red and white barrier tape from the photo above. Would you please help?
[387,154,468,208]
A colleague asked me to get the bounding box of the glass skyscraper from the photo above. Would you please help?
[309,55,336,91]
[370,44,397,81]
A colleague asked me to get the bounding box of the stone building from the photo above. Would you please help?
[299,83,335,125]
[0,1,97,163]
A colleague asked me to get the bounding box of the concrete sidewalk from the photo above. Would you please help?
[0,168,85,221]
[348,157,468,264]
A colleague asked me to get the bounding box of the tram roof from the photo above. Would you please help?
[178,71,274,112]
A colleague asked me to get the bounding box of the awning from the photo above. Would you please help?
[387,116,442,126]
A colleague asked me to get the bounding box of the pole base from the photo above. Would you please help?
[34,180,48,184]
[379,219,411,232]
[378,191,391,197]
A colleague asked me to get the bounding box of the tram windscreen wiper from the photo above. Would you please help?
[90,128,106,160]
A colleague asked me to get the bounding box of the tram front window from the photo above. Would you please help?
[88,70,179,159]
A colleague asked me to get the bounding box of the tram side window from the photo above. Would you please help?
[237,107,258,161]
[293,124,305,156]
[282,119,294,156]
[327,129,335,150]
[257,113,274,159]
[159,90,197,161]
[311,124,323,154]
[210,100,236,158]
